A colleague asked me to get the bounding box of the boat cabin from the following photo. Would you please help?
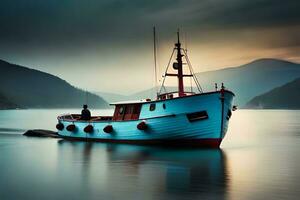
[112,103,142,121]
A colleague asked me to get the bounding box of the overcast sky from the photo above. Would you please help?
[1,0,300,94]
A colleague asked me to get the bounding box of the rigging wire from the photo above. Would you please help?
[190,75,193,93]
[182,49,203,93]
[158,48,176,95]
[183,36,193,94]
[184,32,188,52]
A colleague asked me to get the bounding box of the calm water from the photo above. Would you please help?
[0,109,300,200]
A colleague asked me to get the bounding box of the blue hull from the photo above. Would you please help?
[57,91,234,147]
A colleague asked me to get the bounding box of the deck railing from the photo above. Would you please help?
[157,91,196,100]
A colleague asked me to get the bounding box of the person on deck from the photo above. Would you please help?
[81,104,91,120]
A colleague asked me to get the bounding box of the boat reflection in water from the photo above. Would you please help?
[57,140,229,199]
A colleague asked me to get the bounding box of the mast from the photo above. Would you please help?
[158,30,203,98]
[175,30,184,97]
[153,27,158,98]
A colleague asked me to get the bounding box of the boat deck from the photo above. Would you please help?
[58,114,113,122]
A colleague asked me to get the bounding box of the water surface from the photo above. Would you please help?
[0,109,299,200]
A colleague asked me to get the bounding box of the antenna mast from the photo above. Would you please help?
[153,27,158,98]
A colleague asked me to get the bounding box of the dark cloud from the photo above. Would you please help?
[1,0,299,46]
[0,0,299,93]
[192,0,300,28]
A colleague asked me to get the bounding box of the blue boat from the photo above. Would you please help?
[56,31,235,148]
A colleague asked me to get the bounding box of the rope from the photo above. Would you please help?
[158,48,176,95]
[182,49,203,93]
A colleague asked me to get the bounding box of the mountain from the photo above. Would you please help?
[0,59,108,109]
[94,91,129,103]
[125,59,300,106]
[129,86,161,100]
[245,77,300,109]
[196,59,300,106]
[95,87,179,102]
[0,93,20,109]
[98,87,194,102]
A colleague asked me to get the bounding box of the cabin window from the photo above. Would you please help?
[162,103,166,109]
[119,106,125,114]
[124,105,133,120]
[149,103,156,111]
[113,105,126,121]
[113,104,141,121]
[124,104,142,120]
[187,111,208,122]
[133,105,141,114]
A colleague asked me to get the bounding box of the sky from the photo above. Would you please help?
[0,0,300,94]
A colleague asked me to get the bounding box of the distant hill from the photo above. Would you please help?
[94,91,129,103]
[96,87,195,103]
[245,77,300,109]
[196,59,300,106]
[0,93,20,109]
[0,59,108,109]
[127,59,300,106]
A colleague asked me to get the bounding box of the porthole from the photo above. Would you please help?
[149,103,156,111]
[162,103,166,109]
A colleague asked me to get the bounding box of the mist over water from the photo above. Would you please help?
[0,109,299,200]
